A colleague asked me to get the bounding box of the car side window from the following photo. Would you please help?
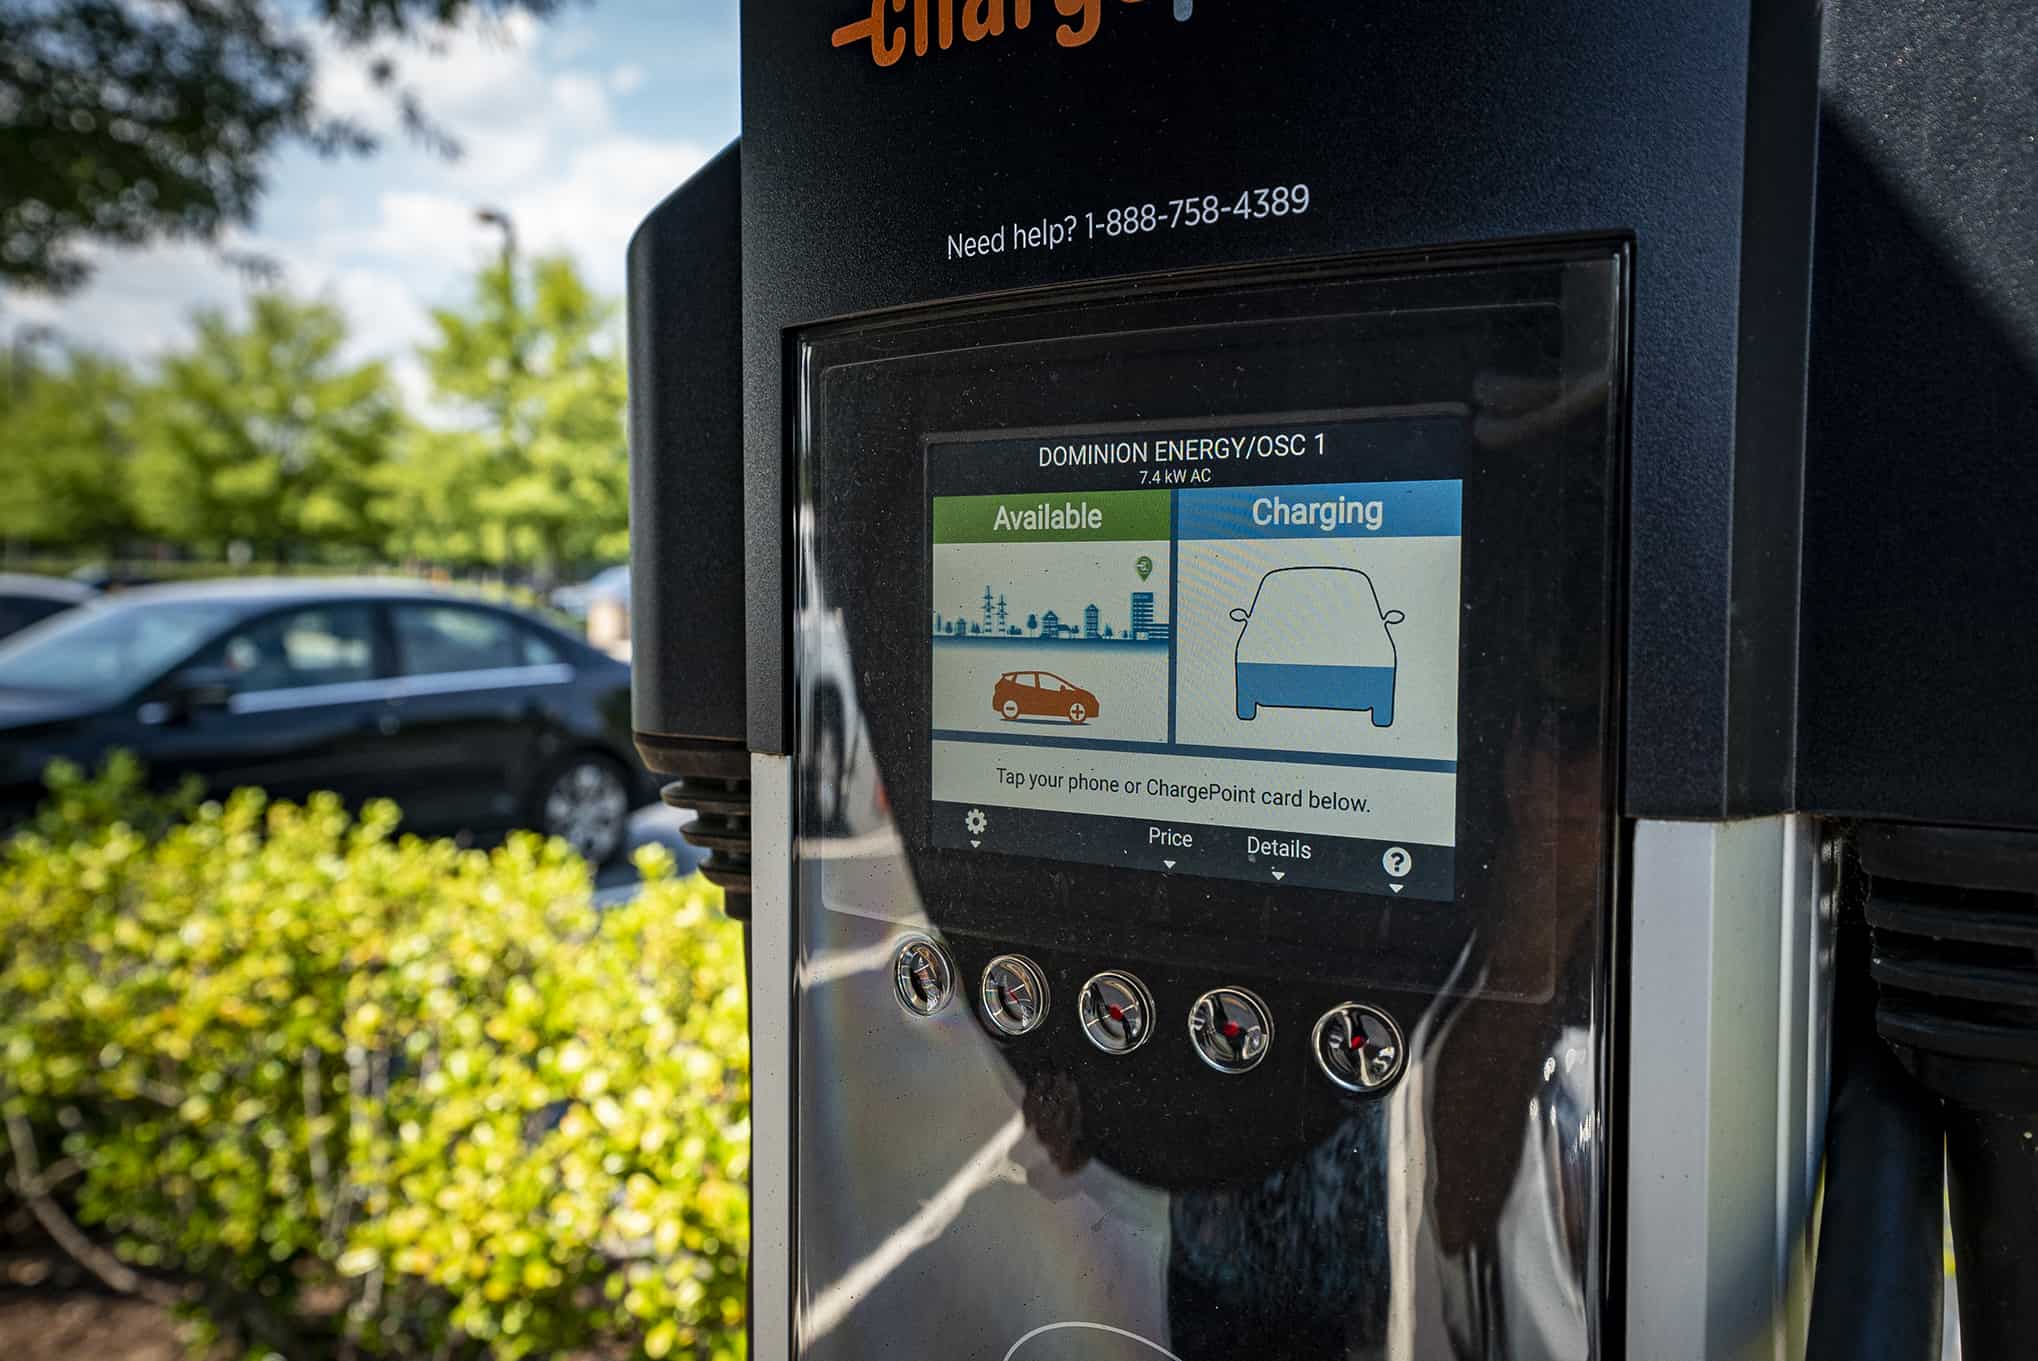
[1015,673,1035,688]
[1038,674,1063,693]
[519,630,563,667]
[203,606,379,694]
[391,605,522,676]
[0,599,51,638]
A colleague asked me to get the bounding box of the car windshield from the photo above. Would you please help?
[0,598,241,702]
[1251,569,1380,620]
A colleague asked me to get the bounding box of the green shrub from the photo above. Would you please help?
[0,760,747,1360]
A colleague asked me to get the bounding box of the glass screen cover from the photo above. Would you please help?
[928,415,1463,901]
[791,245,1627,1361]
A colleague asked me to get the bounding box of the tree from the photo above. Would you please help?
[0,349,142,555]
[407,253,627,582]
[0,0,564,292]
[372,425,495,568]
[131,292,398,558]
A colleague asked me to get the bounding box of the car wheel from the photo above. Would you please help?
[1000,698,1020,719]
[536,754,631,865]
[1068,700,1087,724]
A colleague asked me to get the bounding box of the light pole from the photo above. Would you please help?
[475,206,518,315]
[474,204,525,415]
[475,206,539,584]
[475,207,516,271]
[474,205,522,360]
[475,206,521,380]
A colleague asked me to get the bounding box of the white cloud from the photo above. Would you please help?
[300,12,696,288]
[12,238,255,361]
[313,13,547,144]
[507,135,711,286]
[455,127,556,189]
[319,266,438,405]
[28,8,713,422]
[327,188,493,273]
[547,72,612,133]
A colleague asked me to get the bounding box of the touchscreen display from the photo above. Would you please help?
[928,415,1463,901]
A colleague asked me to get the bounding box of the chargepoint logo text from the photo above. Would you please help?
[830,0,1192,68]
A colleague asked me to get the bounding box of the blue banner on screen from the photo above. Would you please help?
[1175,480,1463,541]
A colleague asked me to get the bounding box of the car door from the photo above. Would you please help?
[1031,672,1065,716]
[378,602,574,835]
[147,602,396,806]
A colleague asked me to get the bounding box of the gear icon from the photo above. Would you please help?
[964,807,989,836]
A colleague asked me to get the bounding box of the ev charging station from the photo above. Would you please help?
[626,1,2038,1357]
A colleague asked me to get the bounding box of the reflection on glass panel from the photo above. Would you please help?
[789,252,1624,1360]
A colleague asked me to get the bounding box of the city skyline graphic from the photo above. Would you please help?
[931,585,1172,643]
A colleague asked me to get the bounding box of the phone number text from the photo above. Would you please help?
[945,184,1312,262]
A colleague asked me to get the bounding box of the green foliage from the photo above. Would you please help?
[0,759,748,1361]
[0,255,629,582]
[14,749,199,845]
[375,425,497,567]
[131,292,401,558]
[0,349,144,553]
[381,255,629,579]
[0,0,563,293]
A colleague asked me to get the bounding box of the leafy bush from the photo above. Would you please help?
[0,760,747,1360]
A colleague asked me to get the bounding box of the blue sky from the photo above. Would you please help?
[16,0,740,403]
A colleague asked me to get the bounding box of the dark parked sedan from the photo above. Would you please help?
[0,578,658,862]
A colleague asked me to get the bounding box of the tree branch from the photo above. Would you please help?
[303,1046,332,1225]
[1,1097,190,1308]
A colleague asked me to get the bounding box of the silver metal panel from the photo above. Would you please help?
[750,752,793,1361]
[1776,819,1835,1360]
[1626,816,1831,1361]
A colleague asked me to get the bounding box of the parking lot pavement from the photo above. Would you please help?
[593,801,707,904]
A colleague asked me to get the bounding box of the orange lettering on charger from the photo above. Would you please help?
[833,0,1138,65]
[830,0,907,66]
[1052,0,1101,47]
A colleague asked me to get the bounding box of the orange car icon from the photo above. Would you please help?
[993,671,1100,724]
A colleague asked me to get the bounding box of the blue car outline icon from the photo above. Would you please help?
[1228,566,1406,726]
